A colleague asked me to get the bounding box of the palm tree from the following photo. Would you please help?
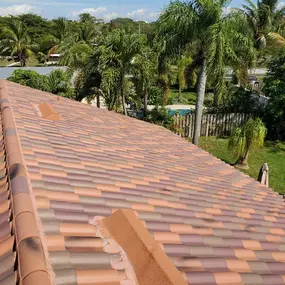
[157,0,241,145]
[132,47,157,117]
[0,21,34,66]
[41,18,70,56]
[157,51,175,105]
[177,55,192,102]
[58,40,93,68]
[45,69,73,97]
[57,22,100,68]
[77,23,99,46]
[98,29,147,115]
[240,0,285,49]
[227,12,256,88]
[229,118,267,169]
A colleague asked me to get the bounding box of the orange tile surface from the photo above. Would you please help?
[1,80,285,285]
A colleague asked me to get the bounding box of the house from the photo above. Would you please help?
[0,80,285,285]
[47,54,61,65]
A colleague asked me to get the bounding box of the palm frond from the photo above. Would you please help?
[267,31,285,45]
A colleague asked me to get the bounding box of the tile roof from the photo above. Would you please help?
[0,79,285,285]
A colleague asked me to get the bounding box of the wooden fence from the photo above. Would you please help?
[173,113,254,138]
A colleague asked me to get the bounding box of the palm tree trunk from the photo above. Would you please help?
[120,72,127,116]
[143,89,148,119]
[235,149,249,169]
[96,93,100,108]
[193,57,207,146]
[178,86,182,103]
[121,86,127,116]
[213,89,219,107]
[240,150,249,166]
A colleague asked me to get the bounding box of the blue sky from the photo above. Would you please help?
[0,0,244,21]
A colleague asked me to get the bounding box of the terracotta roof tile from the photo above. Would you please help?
[1,80,285,285]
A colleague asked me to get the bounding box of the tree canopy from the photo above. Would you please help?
[1,1,285,143]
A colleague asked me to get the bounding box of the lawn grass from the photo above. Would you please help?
[199,137,285,195]
[0,56,44,67]
[169,88,214,106]
[169,89,196,105]
[0,59,11,67]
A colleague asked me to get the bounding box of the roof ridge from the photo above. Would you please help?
[103,209,189,285]
[0,80,54,285]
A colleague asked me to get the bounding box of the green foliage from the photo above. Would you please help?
[200,137,285,194]
[79,29,157,113]
[157,0,245,104]
[229,118,267,160]
[79,13,99,24]
[37,52,47,64]
[45,69,74,98]
[146,107,177,131]
[1,1,285,126]
[18,14,51,45]
[8,69,47,90]
[8,69,74,98]
[169,89,196,105]
[0,20,35,66]
[58,42,93,68]
[263,48,285,140]
[241,0,285,49]
[210,85,264,113]
[147,86,165,105]
[177,55,193,101]
[229,127,247,158]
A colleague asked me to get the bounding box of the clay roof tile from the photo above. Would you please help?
[1,79,285,285]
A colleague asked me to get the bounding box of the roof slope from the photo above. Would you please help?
[1,80,285,285]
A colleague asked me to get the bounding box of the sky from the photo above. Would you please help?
[0,0,244,22]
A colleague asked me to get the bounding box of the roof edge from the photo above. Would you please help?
[103,209,188,285]
[0,80,54,285]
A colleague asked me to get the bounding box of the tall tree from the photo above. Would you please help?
[132,47,157,117]
[227,12,256,88]
[97,29,147,115]
[158,0,239,145]
[58,41,93,68]
[79,13,99,24]
[177,55,193,102]
[42,17,70,55]
[77,23,99,45]
[263,48,285,140]
[241,0,285,49]
[0,21,34,66]
[18,14,50,45]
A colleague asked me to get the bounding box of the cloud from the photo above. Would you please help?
[102,13,119,22]
[127,9,160,21]
[149,12,160,20]
[72,7,118,21]
[72,7,107,17]
[0,4,40,16]
[277,2,285,9]
[127,9,146,20]
[222,7,233,16]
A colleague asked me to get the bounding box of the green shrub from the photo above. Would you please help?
[8,69,48,91]
[146,107,179,132]
[263,49,285,141]
[229,118,267,168]
[8,69,75,99]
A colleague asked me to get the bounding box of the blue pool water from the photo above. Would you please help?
[168,109,193,116]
